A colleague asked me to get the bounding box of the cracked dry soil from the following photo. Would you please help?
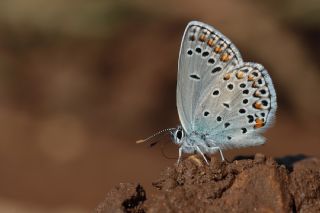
[96,154,320,213]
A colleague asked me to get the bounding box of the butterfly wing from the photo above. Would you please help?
[177,21,243,133]
[177,21,277,150]
[193,62,277,149]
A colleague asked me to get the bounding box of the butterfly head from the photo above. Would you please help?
[136,126,186,147]
[171,125,185,145]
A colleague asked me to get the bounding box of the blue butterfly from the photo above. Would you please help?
[137,21,277,164]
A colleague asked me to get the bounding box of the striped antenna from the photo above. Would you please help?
[136,128,176,145]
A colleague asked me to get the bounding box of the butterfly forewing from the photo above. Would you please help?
[177,21,243,133]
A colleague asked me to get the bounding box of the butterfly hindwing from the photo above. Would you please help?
[193,63,277,149]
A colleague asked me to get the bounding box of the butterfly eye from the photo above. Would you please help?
[176,130,182,139]
[175,129,184,144]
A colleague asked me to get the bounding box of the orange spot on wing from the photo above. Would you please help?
[254,102,263,109]
[220,53,230,62]
[223,73,231,80]
[236,71,245,79]
[214,46,222,53]
[248,74,255,81]
[199,34,206,42]
[207,38,214,47]
[254,118,265,128]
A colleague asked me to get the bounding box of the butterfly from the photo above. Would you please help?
[137,21,277,164]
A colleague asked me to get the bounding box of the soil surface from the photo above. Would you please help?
[96,154,320,213]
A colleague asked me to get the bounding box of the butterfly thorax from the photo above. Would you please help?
[172,125,216,154]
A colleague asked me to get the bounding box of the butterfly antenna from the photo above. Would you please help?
[136,128,176,146]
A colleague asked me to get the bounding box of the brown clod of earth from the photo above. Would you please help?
[96,183,146,213]
[289,157,320,212]
[96,154,320,213]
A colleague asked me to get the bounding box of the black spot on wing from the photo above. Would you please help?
[247,115,254,123]
[202,51,209,57]
[212,90,219,96]
[227,83,234,90]
[260,89,267,94]
[223,103,230,108]
[243,89,249,95]
[241,128,247,134]
[212,67,222,74]
[208,58,215,64]
[190,74,200,80]
[239,108,246,114]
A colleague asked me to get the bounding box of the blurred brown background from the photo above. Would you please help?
[0,0,319,212]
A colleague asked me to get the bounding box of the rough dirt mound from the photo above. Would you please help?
[96,154,320,213]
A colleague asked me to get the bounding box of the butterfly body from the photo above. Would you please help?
[137,21,277,163]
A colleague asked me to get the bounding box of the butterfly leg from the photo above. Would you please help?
[208,146,225,162]
[218,147,225,162]
[177,146,183,164]
[195,146,209,165]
